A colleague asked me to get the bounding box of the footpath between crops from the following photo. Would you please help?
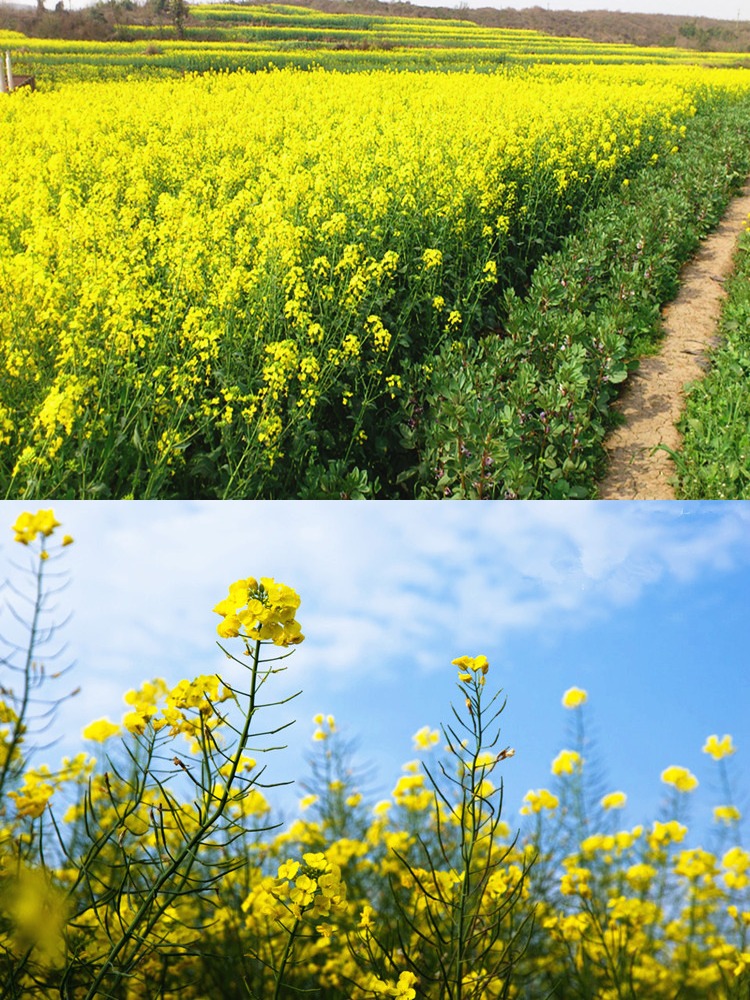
[598,178,750,500]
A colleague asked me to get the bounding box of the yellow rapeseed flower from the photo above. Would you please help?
[647,819,688,849]
[625,863,658,890]
[560,865,591,898]
[452,655,489,682]
[393,972,418,999]
[412,725,440,751]
[421,248,443,269]
[213,577,304,646]
[13,510,62,545]
[601,791,627,810]
[702,733,736,760]
[81,718,120,742]
[520,788,559,815]
[661,765,698,793]
[551,749,582,776]
[277,859,300,881]
[7,768,55,819]
[713,805,741,824]
[562,686,587,709]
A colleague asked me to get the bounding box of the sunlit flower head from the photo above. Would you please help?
[723,847,750,874]
[412,726,440,751]
[562,687,587,709]
[213,577,304,647]
[648,819,688,848]
[520,788,559,815]
[312,714,335,741]
[421,248,443,269]
[702,734,736,760]
[601,791,627,811]
[661,765,698,793]
[82,718,120,742]
[560,863,591,898]
[7,767,55,819]
[714,805,741,825]
[674,846,718,882]
[13,510,63,546]
[625,863,657,890]
[359,905,375,931]
[393,971,418,999]
[452,655,489,682]
[277,859,300,881]
[551,749,582,776]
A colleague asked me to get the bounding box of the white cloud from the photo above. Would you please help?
[2,500,748,720]
[3,499,748,840]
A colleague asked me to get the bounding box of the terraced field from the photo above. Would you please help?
[2,5,750,497]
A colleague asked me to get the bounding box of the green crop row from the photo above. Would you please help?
[3,64,737,499]
[5,3,750,89]
[673,221,750,497]
[393,89,750,499]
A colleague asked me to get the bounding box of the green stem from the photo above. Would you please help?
[81,638,264,999]
[0,545,44,796]
[272,914,303,1000]
[454,678,484,1000]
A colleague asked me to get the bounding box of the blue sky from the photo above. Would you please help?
[1,500,747,846]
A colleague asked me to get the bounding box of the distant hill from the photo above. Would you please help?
[2,0,749,51]
[295,0,750,52]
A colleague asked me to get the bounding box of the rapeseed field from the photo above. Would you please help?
[1,512,748,997]
[3,61,750,497]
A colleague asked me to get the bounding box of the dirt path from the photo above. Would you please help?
[597,180,750,500]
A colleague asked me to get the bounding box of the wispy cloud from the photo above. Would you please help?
[1,501,748,744]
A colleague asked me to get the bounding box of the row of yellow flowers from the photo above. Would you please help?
[0,513,747,997]
[5,2,750,85]
[3,64,748,497]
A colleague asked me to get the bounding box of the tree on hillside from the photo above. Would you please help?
[147,0,188,37]
[170,0,188,38]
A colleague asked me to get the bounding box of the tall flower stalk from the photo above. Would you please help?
[72,577,305,998]
[355,654,533,999]
[1,512,76,803]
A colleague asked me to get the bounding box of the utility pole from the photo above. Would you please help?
[1,52,13,93]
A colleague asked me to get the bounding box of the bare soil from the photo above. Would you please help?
[597,180,750,500]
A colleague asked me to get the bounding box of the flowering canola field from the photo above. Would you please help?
[1,64,750,497]
[1,514,749,998]
[6,5,750,85]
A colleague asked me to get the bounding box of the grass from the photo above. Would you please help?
[673,223,750,498]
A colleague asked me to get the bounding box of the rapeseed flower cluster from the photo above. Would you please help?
[2,516,749,998]
[4,683,749,998]
[2,64,746,497]
[274,851,348,921]
[213,576,304,645]
[661,764,699,792]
